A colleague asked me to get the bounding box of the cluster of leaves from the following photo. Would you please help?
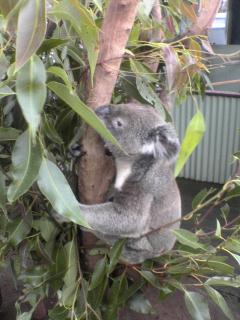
[0,0,240,319]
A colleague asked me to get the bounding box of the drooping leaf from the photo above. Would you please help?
[33,217,58,242]
[207,260,234,275]
[162,45,180,91]
[129,293,156,315]
[204,285,234,320]
[191,188,208,209]
[184,291,210,320]
[224,238,240,254]
[37,158,90,228]
[215,219,221,238]
[0,85,15,98]
[16,55,47,138]
[108,239,126,274]
[175,110,205,176]
[0,127,21,141]
[50,0,99,81]
[16,0,46,70]
[47,81,123,150]
[48,306,69,320]
[138,270,161,289]
[7,130,42,202]
[173,229,206,250]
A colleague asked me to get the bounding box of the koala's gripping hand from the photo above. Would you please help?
[79,192,153,238]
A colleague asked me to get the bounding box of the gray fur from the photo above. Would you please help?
[79,103,181,264]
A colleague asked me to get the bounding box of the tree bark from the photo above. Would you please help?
[78,0,139,269]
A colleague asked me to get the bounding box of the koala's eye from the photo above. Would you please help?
[113,118,124,128]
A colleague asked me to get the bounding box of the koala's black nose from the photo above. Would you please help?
[95,105,110,117]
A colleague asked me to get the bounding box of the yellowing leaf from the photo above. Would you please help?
[175,110,205,176]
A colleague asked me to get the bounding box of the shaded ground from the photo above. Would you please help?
[1,178,240,319]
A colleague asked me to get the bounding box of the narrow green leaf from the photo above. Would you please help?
[175,110,205,176]
[0,85,15,98]
[192,188,208,209]
[0,127,21,141]
[37,158,90,228]
[7,217,31,246]
[48,306,69,320]
[50,0,99,81]
[204,285,234,320]
[47,81,123,150]
[184,291,210,320]
[33,217,58,242]
[138,270,161,289]
[226,251,240,265]
[108,239,126,274]
[16,55,47,138]
[37,38,68,54]
[205,276,240,288]
[89,258,107,290]
[207,260,234,275]
[173,229,206,249]
[47,66,72,91]
[7,130,42,202]
[224,238,240,254]
[16,0,46,70]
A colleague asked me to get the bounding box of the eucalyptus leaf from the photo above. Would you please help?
[47,66,72,91]
[108,239,126,274]
[37,158,90,228]
[37,38,68,54]
[89,258,107,290]
[16,0,46,70]
[0,127,21,141]
[184,291,210,320]
[192,188,208,209]
[175,110,205,176]
[47,81,123,150]
[0,170,7,213]
[204,285,234,320]
[129,293,156,315]
[50,0,99,81]
[205,276,240,288]
[7,217,31,246]
[0,85,15,98]
[173,229,206,250]
[7,130,42,202]
[16,55,47,138]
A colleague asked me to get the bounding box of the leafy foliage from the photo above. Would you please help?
[0,1,239,320]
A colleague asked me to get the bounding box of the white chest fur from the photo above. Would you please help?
[115,159,132,190]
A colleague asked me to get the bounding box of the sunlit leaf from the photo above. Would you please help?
[47,81,123,150]
[184,291,210,320]
[37,158,90,228]
[0,127,20,141]
[207,260,234,275]
[16,0,46,70]
[16,55,47,138]
[204,285,234,320]
[7,130,42,202]
[215,219,221,238]
[224,238,240,254]
[175,110,205,176]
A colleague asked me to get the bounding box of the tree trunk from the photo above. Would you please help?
[78,0,139,269]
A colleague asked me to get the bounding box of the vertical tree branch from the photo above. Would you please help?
[78,0,139,268]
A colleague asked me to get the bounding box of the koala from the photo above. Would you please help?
[79,103,181,264]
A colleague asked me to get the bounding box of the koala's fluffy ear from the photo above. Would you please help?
[141,123,180,162]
